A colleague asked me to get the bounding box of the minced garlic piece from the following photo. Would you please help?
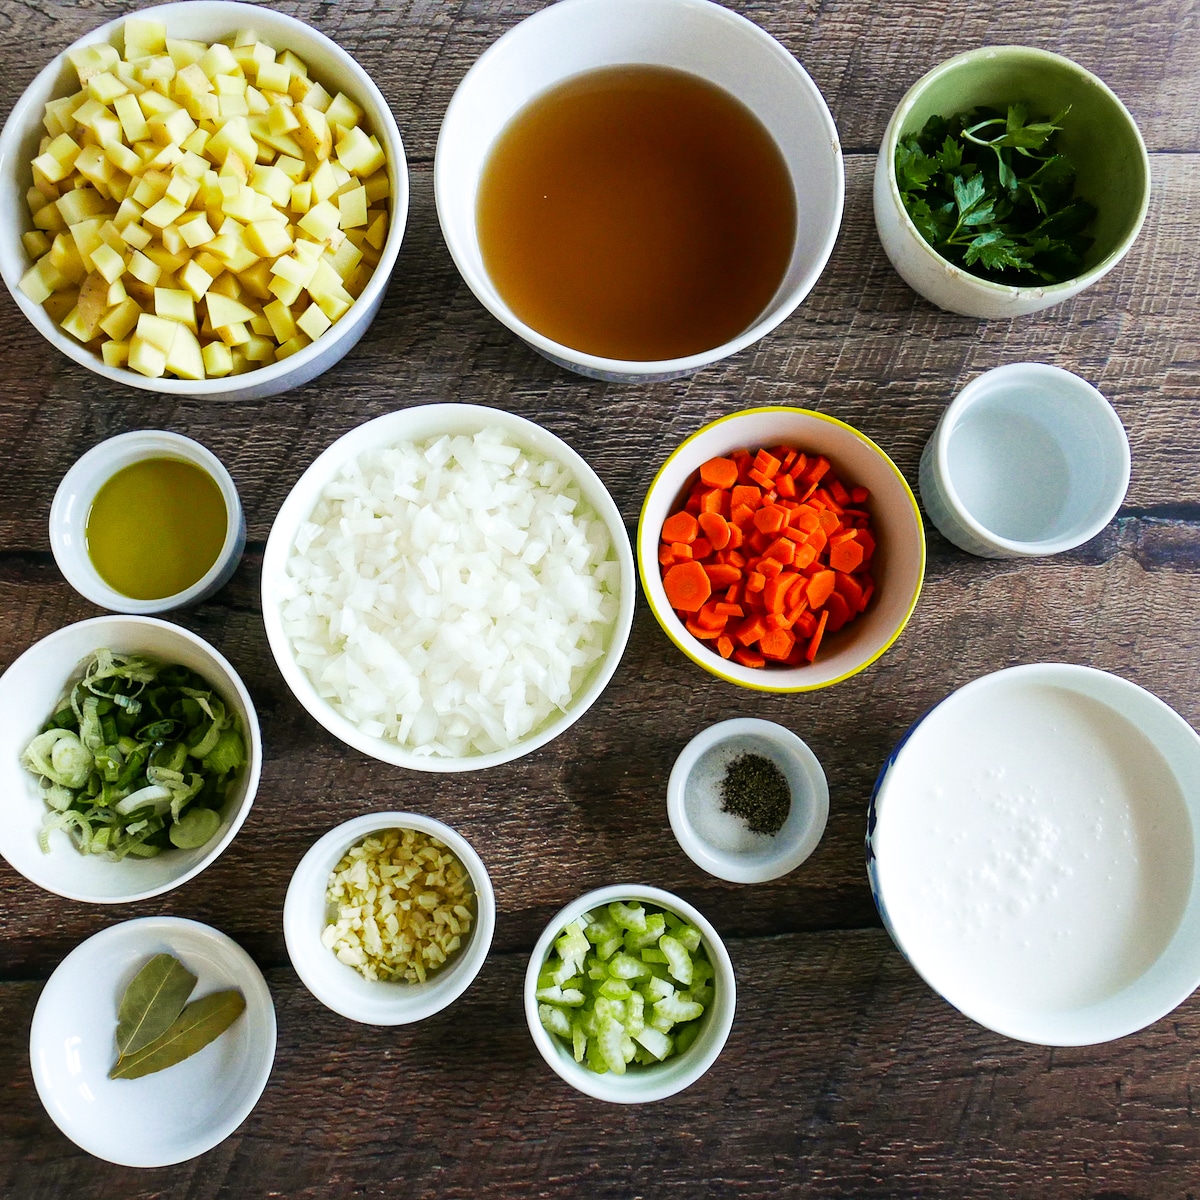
[321,827,474,983]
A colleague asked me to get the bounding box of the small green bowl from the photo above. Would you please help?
[873,46,1150,318]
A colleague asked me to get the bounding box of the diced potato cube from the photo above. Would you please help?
[249,164,292,207]
[177,212,214,249]
[179,258,214,301]
[135,312,181,354]
[274,333,308,360]
[218,319,251,346]
[167,37,208,69]
[165,321,205,379]
[128,333,168,377]
[174,62,214,96]
[244,220,292,258]
[149,107,196,146]
[298,199,339,241]
[296,301,331,340]
[274,154,305,182]
[91,242,127,284]
[22,230,52,259]
[206,291,257,327]
[262,297,296,343]
[363,171,390,204]
[155,287,197,329]
[338,185,368,230]
[267,101,300,138]
[365,211,388,251]
[289,181,313,214]
[101,338,130,368]
[201,339,234,376]
[207,115,258,166]
[87,72,129,105]
[325,92,363,131]
[56,186,113,225]
[49,234,87,284]
[127,249,162,285]
[336,126,386,177]
[124,16,168,58]
[294,104,331,160]
[19,260,55,304]
[68,42,121,86]
[99,295,143,340]
[105,139,143,175]
[257,60,290,94]
[199,42,239,79]
[142,194,186,228]
[121,222,152,250]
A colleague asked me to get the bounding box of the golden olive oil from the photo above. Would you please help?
[86,457,227,600]
[476,65,797,361]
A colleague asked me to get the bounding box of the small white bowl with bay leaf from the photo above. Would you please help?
[29,916,276,1167]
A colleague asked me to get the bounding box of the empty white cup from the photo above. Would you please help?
[918,363,1130,558]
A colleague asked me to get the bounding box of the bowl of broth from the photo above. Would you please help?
[50,431,245,613]
[435,0,844,381]
[868,663,1200,1045]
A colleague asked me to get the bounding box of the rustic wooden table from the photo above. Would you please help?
[2,0,1199,1196]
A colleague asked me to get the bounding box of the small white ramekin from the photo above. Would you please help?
[524,884,736,1104]
[436,0,843,382]
[667,718,829,884]
[284,812,496,1026]
[50,430,246,613]
[918,363,1130,558]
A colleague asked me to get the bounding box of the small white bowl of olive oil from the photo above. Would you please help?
[50,432,245,614]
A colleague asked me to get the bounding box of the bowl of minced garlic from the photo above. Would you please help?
[284,812,496,1024]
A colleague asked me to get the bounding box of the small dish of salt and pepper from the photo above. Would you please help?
[666,718,829,884]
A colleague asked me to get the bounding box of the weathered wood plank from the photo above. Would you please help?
[4,933,1200,1200]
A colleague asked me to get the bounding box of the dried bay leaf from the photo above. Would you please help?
[114,953,197,1059]
[109,989,246,1080]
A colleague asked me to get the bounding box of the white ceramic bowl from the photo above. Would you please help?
[283,812,496,1025]
[262,402,636,771]
[918,363,1130,558]
[667,717,828,883]
[435,0,843,382]
[0,615,261,903]
[637,406,926,691]
[868,663,1200,1045]
[50,430,246,612]
[874,46,1150,319]
[0,1,409,400]
[524,884,736,1103]
[30,916,276,1167]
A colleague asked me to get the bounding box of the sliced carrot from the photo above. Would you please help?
[793,541,818,570]
[850,485,870,504]
[663,560,711,612]
[795,610,818,639]
[696,601,728,631]
[824,590,852,632]
[758,557,783,579]
[733,648,766,669]
[753,449,781,479]
[747,467,775,489]
[858,578,875,612]
[765,612,793,631]
[733,614,767,646]
[792,506,821,533]
[725,549,747,569]
[699,456,739,490]
[788,452,809,480]
[806,569,837,609]
[753,505,786,535]
[856,528,876,562]
[657,543,676,566]
[745,571,766,594]
[703,563,741,588]
[829,537,864,574]
[806,526,828,557]
[726,522,745,550]
[760,628,795,661]
[775,472,797,499]
[805,608,830,662]
[669,542,693,561]
[801,456,830,487]
[764,571,799,614]
[816,508,841,536]
[834,572,864,610]
[724,583,741,604]
[714,602,744,618]
[691,536,713,560]
[730,503,757,530]
[716,634,734,659]
[662,510,698,544]
[685,619,721,640]
[764,537,795,566]
[828,477,851,507]
[699,488,727,516]
[697,511,731,551]
[731,485,761,511]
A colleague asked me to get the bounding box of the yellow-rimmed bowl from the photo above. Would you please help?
[636,408,925,692]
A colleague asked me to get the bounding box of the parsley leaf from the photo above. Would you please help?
[895,103,1095,285]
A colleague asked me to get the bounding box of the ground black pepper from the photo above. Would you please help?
[719,752,791,835]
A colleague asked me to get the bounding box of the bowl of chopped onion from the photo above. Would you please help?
[0,2,407,399]
[283,811,496,1025]
[525,885,736,1103]
[261,403,635,770]
[0,615,261,904]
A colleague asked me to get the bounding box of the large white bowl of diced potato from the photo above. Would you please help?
[0,2,407,399]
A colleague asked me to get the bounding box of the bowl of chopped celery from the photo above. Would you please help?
[874,46,1150,318]
[283,811,496,1025]
[525,885,736,1103]
[0,2,408,399]
[0,615,261,903]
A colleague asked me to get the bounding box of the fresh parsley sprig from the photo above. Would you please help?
[895,104,1097,285]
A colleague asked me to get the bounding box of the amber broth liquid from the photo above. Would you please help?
[476,65,797,362]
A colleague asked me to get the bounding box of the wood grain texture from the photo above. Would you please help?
[0,0,1198,1196]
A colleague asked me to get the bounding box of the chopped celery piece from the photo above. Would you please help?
[660,935,693,986]
[535,900,715,1075]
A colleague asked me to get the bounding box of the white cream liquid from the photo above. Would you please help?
[876,680,1193,1014]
